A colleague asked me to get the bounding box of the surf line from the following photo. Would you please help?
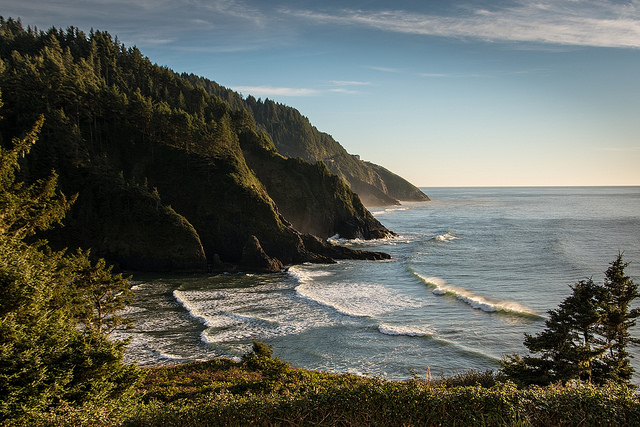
[412,273,544,320]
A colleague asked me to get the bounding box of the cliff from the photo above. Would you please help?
[185,76,430,206]
[0,20,393,272]
[239,129,391,240]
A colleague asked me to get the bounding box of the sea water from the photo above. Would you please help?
[117,187,640,381]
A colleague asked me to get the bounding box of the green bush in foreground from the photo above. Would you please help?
[10,344,640,426]
[0,106,142,421]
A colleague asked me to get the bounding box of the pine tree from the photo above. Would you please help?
[0,110,141,420]
[502,255,638,386]
[502,278,608,385]
[64,248,134,338]
[597,253,640,384]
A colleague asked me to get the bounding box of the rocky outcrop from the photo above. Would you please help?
[238,97,430,206]
[239,130,394,241]
[1,25,397,273]
[45,167,208,273]
[301,234,391,261]
[46,135,392,273]
[364,162,430,203]
[186,78,430,206]
[240,235,284,273]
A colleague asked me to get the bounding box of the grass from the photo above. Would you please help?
[8,348,640,426]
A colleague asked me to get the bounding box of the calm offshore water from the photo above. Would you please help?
[118,187,640,381]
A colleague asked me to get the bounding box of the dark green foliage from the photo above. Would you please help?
[0,108,141,421]
[248,339,274,359]
[240,131,391,239]
[0,18,392,272]
[15,355,640,426]
[0,114,72,240]
[5,339,639,425]
[599,255,640,383]
[430,369,503,388]
[200,82,430,206]
[63,249,134,337]
[502,254,638,386]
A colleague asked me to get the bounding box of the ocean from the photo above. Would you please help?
[117,186,640,381]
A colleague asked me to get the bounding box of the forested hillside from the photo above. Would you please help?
[186,75,430,206]
[0,18,394,272]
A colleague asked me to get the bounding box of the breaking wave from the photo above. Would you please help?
[378,323,436,337]
[290,266,423,318]
[431,232,458,243]
[174,277,335,347]
[413,273,542,319]
[371,207,409,216]
[173,289,215,327]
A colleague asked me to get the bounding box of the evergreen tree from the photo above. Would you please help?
[502,255,638,386]
[0,111,141,420]
[598,253,640,384]
[64,248,134,338]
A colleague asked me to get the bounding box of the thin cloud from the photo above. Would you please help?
[367,66,401,73]
[419,69,547,78]
[3,0,283,52]
[198,0,267,28]
[327,81,371,95]
[285,1,640,48]
[330,80,372,86]
[135,38,176,45]
[232,85,319,97]
[233,83,367,98]
[7,0,640,54]
[330,88,358,94]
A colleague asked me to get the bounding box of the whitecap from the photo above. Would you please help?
[296,281,422,318]
[327,234,398,246]
[372,207,409,216]
[173,289,217,327]
[413,273,542,318]
[200,316,302,345]
[174,276,336,347]
[432,232,458,242]
[378,323,436,337]
[288,265,334,286]
[148,347,184,361]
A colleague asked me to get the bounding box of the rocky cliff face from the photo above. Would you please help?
[239,130,392,240]
[46,166,208,273]
[186,77,430,207]
[243,99,430,206]
[0,22,398,273]
[41,128,392,273]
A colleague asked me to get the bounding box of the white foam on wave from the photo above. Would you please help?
[413,273,541,318]
[294,275,423,318]
[199,309,305,345]
[327,235,367,245]
[173,289,265,330]
[117,330,198,366]
[327,233,399,247]
[288,265,334,284]
[200,322,301,345]
[378,323,498,362]
[173,289,217,327]
[148,347,184,362]
[371,207,409,216]
[378,323,436,337]
[175,278,336,346]
[432,232,458,243]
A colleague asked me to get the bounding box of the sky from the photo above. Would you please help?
[3,0,640,187]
